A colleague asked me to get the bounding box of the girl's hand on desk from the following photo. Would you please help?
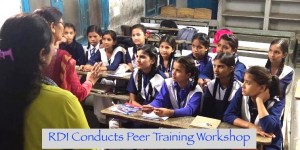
[141,105,154,114]
[248,122,275,138]
[83,64,93,72]
[153,108,174,117]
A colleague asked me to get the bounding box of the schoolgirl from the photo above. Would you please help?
[187,33,214,88]
[201,53,242,120]
[265,39,294,101]
[85,30,124,71]
[142,56,202,117]
[157,34,176,78]
[80,25,102,71]
[123,24,147,72]
[216,34,246,82]
[127,44,166,107]
[223,66,284,150]
[59,23,86,65]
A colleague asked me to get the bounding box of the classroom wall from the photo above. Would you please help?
[0,0,21,28]
[176,0,187,8]
[108,0,144,33]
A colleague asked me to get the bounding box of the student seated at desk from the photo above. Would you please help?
[0,14,91,150]
[265,39,294,102]
[83,25,103,68]
[187,33,214,88]
[34,7,102,102]
[216,34,246,82]
[81,30,124,72]
[223,66,284,150]
[142,56,203,117]
[201,53,242,120]
[59,23,86,66]
[127,44,166,106]
[157,35,176,78]
[123,24,147,72]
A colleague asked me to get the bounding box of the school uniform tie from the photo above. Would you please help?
[90,47,96,57]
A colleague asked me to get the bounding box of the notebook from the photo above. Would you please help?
[189,116,221,129]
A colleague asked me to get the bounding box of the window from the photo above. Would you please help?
[21,0,106,43]
[145,0,169,17]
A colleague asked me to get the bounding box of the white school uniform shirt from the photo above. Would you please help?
[241,96,279,126]
[165,78,203,109]
[207,79,242,102]
[278,65,295,95]
[132,68,165,100]
[98,46,123,85]
[99,46,123,66]
[127,47,137,68]
[83,43,100,60]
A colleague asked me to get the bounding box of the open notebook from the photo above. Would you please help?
[189,116,221,129]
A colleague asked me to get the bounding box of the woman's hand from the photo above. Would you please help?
[86,62,103,85]
[153,108,174,117]
[141,105,154,114]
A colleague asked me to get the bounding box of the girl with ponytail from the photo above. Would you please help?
[265,38,294,101]
[127,44,166,106]
[224,66,284,150]
[142,56,203,117]
[202,53,242,120]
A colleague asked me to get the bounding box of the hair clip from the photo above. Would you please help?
[0,48,14,62]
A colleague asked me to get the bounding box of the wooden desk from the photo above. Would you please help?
[101,105,272,145]
[146,26,179,32]
[76,70,131,80]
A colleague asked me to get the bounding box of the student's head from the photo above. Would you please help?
[136,44,158,73]
[213,53,235,79]
[159,35,176,59]
[0,13,53,149]
[216,34,238,54]
[86,25,102,48]
[242,66,281,99]
[191,33,209,60]
[173,56,199,90]
[131,24,147,46]
[102,30,117,50]
[265,39,288,76]
[63,23,76,44]
[33,6,64,43]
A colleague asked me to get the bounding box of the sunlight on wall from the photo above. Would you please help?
[0,0,21,28]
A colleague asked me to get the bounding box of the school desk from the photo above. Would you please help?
[101,105,272,147]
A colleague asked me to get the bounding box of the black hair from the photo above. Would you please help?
[131,23,146,35]
[0,14,52,149]
[246,66,281,99]
[64,22,76,41]
[33,6,62,26]
[213,53,236,107]
[191,33,210,64]
[265,38,288,77]
[136,44,159,104]
[86,25,103,49]
[219,34,239,52]
[102,30,118,50]
[174,56,199,91]
[158,35,176,72]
